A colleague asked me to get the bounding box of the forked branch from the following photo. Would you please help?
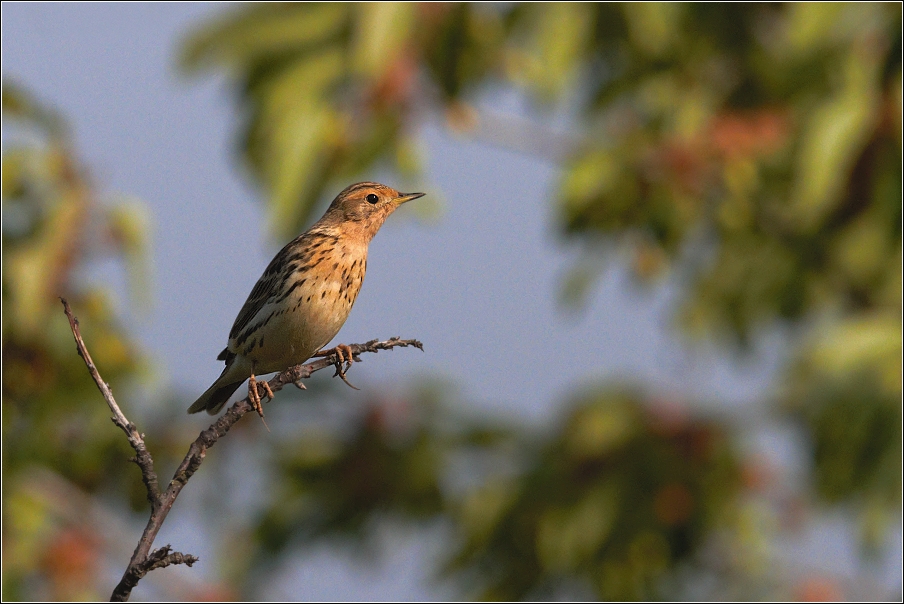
[59,298,423,601]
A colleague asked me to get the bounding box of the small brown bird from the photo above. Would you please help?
[188,182,424,415]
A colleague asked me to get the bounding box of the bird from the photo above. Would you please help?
[187,181,424,416]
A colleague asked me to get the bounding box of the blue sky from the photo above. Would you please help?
[3,3,898,600]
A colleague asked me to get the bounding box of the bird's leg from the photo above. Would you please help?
[248,373,263,417]
[247,371,274,420]
[314,344,359,390]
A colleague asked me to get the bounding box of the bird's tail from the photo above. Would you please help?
[187,370,245,415]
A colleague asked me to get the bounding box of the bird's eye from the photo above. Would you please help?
[366,193,379,204]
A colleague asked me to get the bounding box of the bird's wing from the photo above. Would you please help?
[228,270,279,342]
[227,234,309,345]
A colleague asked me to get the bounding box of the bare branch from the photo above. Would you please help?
[61,298,422,601]
[60,298,160,504]
[272,337,424,392]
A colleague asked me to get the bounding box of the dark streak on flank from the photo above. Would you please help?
[234,309,279,348]
[274,278,306,303]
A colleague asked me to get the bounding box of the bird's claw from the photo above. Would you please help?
[315,344,359,390]
[336,370,360,391]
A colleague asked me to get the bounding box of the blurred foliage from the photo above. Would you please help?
[1,82,153,600]
[553,3,901,337]
[782,312,901,547]
[249,387,738,600]
[2,2,899,601]
[180,2,900,599]
[257,401,446,550]
[444,390,738,600]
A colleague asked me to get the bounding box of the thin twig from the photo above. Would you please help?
[61,298,422,601]
[60,298,160,504]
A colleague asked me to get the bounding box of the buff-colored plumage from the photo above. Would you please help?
[188,182,424,415]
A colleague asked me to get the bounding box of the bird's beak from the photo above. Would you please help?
[394,192,425,205]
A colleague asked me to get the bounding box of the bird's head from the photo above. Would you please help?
[322,181,424,241]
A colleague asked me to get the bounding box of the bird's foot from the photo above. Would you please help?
[314,344,359,390]
[248,373,274,422]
